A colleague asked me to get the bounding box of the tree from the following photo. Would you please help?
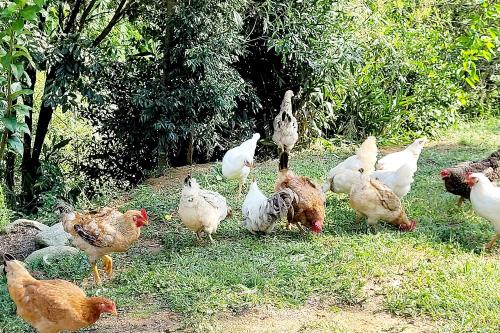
[18,0,139,210]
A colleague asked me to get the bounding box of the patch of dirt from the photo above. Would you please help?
[215,302,435,333]
[83,311,182,333]
[145,164,214,192]
[0,225,40,260]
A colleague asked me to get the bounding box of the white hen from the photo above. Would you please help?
[178,175,231,243]
[322,136,378,194]
[242,180,297,234]
[377,138,426,172]
[222,133,260,195]
[465,172,500,250]
[272,90,299,153]
[371,163,415,198]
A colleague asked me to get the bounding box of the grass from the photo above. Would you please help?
[1,118,500,332]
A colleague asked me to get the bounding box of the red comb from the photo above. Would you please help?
[140,208,148,220]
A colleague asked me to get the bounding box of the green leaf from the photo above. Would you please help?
[21,5,39,21]
[13,103,31,117]
[1,3,18,18]
[9,88,33,100]
[17,122,30,136]
[11,63,24,80]
[12,18,24,32]
[3,116,18,132]
[52,138,71,151]
[7,135,23,155]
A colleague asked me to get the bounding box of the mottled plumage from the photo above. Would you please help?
[273,90,298,153]
[441,150,500,202]
[242,180,297,234]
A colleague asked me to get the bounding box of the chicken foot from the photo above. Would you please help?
[485,233,500,250]
[92,263,102,285]
[102,255,113,277]
[457,197,465,206]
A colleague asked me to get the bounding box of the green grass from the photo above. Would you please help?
[1,118,500,332]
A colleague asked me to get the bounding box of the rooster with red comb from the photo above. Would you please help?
[55,200,149,284]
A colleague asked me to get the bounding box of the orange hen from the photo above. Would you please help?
[55,201,149,284]
[3,253,116,333]
[275,152,326,233]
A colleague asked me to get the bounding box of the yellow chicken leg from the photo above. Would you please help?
[485,233,500,250]
[92,263,101,284]
[102,255,113,277]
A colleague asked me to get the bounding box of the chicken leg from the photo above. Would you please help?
[92,263,101,284]
[102,255,113,276]
[457,197,465,206]
[485,233,500,250]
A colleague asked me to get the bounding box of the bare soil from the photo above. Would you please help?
[0,225,40,260]
[83,311,182,333]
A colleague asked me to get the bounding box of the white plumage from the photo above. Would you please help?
[222,133,260,195]
[178,175,231,242]
[272,90,298,153]
[376,138,426,172]
[371,163,415,198]
[467,172,500,249]
[322,136,378,194]
[242,180,296,234]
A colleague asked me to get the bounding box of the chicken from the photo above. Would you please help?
[242,179,297,234]
[440,149,500,205]
[371,163,415,198]
[55,201,149,284]
[275,152,326,233]
[349,169,416,231]
[178,175,232,242]
[272,90,299,153]
[465,172,500,250]
[3,253,117,333]
[222,133,260,195]
[376,138,427,172]
[322,136,378,194]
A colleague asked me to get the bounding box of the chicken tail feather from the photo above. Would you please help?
[279,152,289,171]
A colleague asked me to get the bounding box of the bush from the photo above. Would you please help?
[0,186,10,231]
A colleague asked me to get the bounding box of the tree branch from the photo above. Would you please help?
[79,0,98,32]
[92,0,131,47]
[64,0,84,33]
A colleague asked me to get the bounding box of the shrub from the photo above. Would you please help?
[0,186,10,231]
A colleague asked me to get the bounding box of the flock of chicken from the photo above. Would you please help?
[2,90,500,333]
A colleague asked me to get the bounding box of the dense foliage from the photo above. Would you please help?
[0,0,498,211]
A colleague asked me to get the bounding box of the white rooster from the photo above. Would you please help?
[465,172,500,250]
[242,179,297,234]
[222,133,260,195]
[322,136,378,194]
[178,175,232,243]
[371,163,415,198]
[272,90,298,153]
[376,138,427,172]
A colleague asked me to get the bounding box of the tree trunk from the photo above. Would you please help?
[158,0,177,169]
[187,132,194,165]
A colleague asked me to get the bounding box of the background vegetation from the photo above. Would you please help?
[0,0,499,215]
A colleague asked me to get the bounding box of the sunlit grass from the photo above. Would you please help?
[1,118,499,332]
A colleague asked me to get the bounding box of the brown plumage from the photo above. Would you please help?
[275,152,326,233]
[3,253,117,333]
[55,201,149,284]
[440,149,500,204]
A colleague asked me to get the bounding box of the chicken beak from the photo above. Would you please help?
[143,219,149,226]
[112,309,118,316]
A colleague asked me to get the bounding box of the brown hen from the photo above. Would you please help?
[55,201,149,284]
[275,152,326,233]
[3,253,116,333]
